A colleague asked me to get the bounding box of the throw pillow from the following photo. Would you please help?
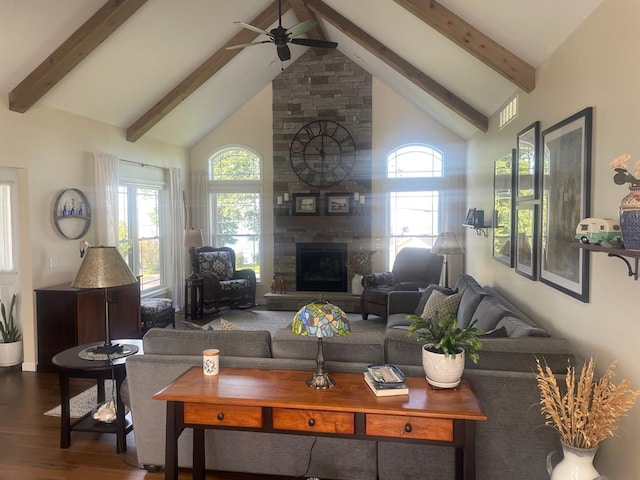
[414,285,457,316]
[421,290,462,321]
[220,318,239,330]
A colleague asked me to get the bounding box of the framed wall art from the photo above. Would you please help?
[540,107,592,302]
[292,193,319,216]
[325,193,353,215]
[493,150,515,267]
[516,121,540,200]
[515,203,538,280]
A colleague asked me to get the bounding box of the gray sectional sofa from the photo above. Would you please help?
[125,274,574,480]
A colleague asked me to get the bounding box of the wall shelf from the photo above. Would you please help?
[575,242,640,280]
[463,224,492,237]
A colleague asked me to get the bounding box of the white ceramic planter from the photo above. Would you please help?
[351,274,364,295]
[0,340,23,367]
[421,344,465,388]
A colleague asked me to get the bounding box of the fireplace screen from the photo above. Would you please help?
[296,243,348,292]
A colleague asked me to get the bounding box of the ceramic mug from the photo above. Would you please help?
[203,349,219,376]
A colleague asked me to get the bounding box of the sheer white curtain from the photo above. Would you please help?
[191,170,210,244]
[0,182,14,271]
[167,168,184,310]
[92,152,120,246]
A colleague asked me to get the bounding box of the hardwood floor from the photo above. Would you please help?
[0,367,298,480]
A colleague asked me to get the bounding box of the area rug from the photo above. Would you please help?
[44,381,116,418]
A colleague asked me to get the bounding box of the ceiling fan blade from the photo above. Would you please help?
[226,40,271,51]
[234,21,269,36]
[290,38,338,49]
[277,45,291,61]
[286,19,316,38]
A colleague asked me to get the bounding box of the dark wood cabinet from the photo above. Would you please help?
[35,282,141,372]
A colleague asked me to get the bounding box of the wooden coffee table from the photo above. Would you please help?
[154,367,486,480]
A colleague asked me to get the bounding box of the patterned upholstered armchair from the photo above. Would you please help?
[192,246,256,311]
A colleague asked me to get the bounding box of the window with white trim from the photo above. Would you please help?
[386,144,444,267]
[118,162,166,293]
[208,147,262,282]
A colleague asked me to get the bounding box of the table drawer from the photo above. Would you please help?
[273,408,355,435]
[366,414,454,441]
[184,403,262,428]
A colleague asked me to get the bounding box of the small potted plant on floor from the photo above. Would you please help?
[0,294,22,367]
[407,310,481,388]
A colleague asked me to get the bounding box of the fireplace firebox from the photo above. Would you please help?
[296,243,348,292]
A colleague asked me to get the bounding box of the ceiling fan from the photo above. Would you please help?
[226,0,338,61]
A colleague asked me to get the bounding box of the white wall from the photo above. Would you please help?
[190,84,274,298]
[466,0,640,477]
[0,98,187,371]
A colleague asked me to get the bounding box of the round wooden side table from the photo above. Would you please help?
[51,339,143,453]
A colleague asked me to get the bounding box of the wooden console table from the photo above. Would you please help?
[153,367,486,480]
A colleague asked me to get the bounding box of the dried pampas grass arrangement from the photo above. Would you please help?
[536,357,640,449]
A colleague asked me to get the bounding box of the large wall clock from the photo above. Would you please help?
[289,120,356,187]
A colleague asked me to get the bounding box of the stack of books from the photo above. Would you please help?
[363,365,409,397]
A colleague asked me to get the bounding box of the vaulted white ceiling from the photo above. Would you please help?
[0,0,603,148]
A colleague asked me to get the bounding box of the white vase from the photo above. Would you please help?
[351,274,364,295]
[0,340,23,367]
[421,345,465,388]
[547,442,601,480]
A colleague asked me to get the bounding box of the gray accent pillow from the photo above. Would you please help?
[496,316,550,338]
[414,285,457,315]
[471,296,515,332]
[478,326,508,338]
[456,284,487,329]
[421,290,462,320]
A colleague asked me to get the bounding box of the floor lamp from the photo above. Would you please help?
[431,232,464,288]
[71,246,138,355]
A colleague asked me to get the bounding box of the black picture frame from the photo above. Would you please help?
[325,193,353,215]
[493,150,515,267]
[292,193,319,216]
[540,107,592,302]
[515,203,538,280]
[516,121,540,200]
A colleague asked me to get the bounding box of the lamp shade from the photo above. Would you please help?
[292,301,351,338]
[184,229,204,249]
[431,232,464,255]
[71,246,137,289]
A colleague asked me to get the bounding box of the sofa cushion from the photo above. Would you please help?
[271,329,385,364]
[479,326,508,338]
[497,316,550,338]
[421,290,461,320]
[142,328,272,357]
[414,285,457,315]
[471,296,515,332]
[453,274,481,295]
[457,284,488,329]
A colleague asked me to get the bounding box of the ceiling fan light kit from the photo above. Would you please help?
[227,0,337,61]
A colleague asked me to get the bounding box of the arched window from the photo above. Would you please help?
[385,144,444,266]
[208,147,262,281]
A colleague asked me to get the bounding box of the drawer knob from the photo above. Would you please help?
[217,413,224,421]
[308,418,315,427]
[404,424,412,433]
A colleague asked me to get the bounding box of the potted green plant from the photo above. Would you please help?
[407,310,482,388]
[0,294,23,367]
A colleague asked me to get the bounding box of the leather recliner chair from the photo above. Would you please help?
[360,247,443,321]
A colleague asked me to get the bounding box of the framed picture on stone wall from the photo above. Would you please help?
[292,193,319,216]
[325,193,353,215]
[539,107,592,303]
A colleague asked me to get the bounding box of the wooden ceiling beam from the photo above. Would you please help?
[287,0,327,41]
[9,0,149,113]
[126,0,283,142]
[393,0,535,92]
[305,0,488,132]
